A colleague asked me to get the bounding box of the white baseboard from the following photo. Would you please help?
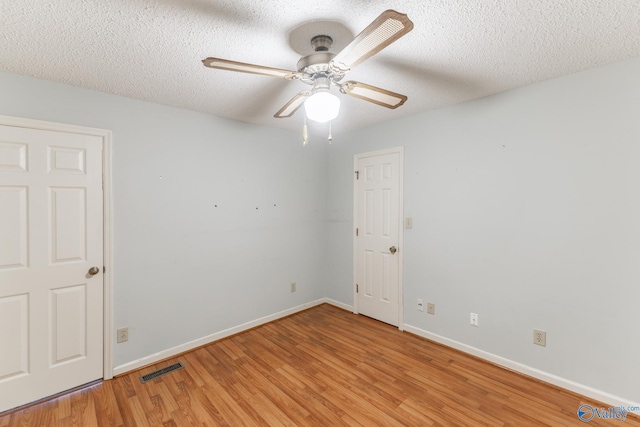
[113,299,326,376]
[403,324,640,409]
[324,298,353,312]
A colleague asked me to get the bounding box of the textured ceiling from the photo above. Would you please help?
[2,0,639,133]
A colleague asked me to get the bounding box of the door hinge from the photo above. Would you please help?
[356,284,359,293]
[355,170,359,180]
[355,228,359,236]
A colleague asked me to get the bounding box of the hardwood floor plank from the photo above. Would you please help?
[398,396,453,426]
[179,352,211,388]
[6,411,29,427]
[112,378,144,427]
[149,380,181,416]
[235,358,311,422]
[128,373,167,426]
[125,396,150,427]
[56,392,72,421]
[187,383,230,427]
[201,381,260,427]
[91,381,123,427]
[314,371,406,426]
[245,393,295,427]
[1,304,638,426]
[160,381,203,427]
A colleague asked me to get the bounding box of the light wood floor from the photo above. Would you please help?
[1,304,637,426]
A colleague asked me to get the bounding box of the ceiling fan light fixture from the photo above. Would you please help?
[304,90,340,123]
[203,10,413,123]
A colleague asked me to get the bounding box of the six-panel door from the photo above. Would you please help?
[356,151,401,326]
[0,124,103,412]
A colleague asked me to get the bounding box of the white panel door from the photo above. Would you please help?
[355,149,402,326]
[0,124,103,412]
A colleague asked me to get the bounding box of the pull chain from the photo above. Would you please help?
[302,116,308,146]
[328,121,333,144]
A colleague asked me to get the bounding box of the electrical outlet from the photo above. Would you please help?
[290,282,296,293]
[534,329,546,347]
[427,303,435,315]
[417,299,424,311]
[470,313,478,327]
[117,327,128,343]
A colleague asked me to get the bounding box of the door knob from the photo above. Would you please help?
[88,266,100,276]
[389,246,397,255]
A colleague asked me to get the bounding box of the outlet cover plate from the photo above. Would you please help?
[427,303,435,315]
[117,327,128,343]
[534,329,546,347]
[417,299,424,311]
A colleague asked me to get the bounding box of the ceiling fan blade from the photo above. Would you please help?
[341,81,407,109]
[274,91,311,118]
[202,57,297,79]
[330,10,413,73]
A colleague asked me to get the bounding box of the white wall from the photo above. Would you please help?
[0,72,328,367]
[326,56,640,404]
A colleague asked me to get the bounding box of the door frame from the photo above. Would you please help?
[0,114,114,380]
[353,146,404,330]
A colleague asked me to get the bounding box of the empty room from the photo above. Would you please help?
[1,0,639,425]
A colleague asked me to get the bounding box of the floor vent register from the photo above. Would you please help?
[140,362,185,383]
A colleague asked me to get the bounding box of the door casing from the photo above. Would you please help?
[0,114,114,381]
[353,146,404,330]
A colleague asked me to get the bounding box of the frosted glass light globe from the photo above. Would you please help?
[304,91,340,123]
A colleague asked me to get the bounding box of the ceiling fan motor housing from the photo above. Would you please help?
[297,35,346,81]
[297,52,335,74]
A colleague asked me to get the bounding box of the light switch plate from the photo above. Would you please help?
[470,313,478,327]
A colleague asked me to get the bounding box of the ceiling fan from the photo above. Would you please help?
[202,10,414,123]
